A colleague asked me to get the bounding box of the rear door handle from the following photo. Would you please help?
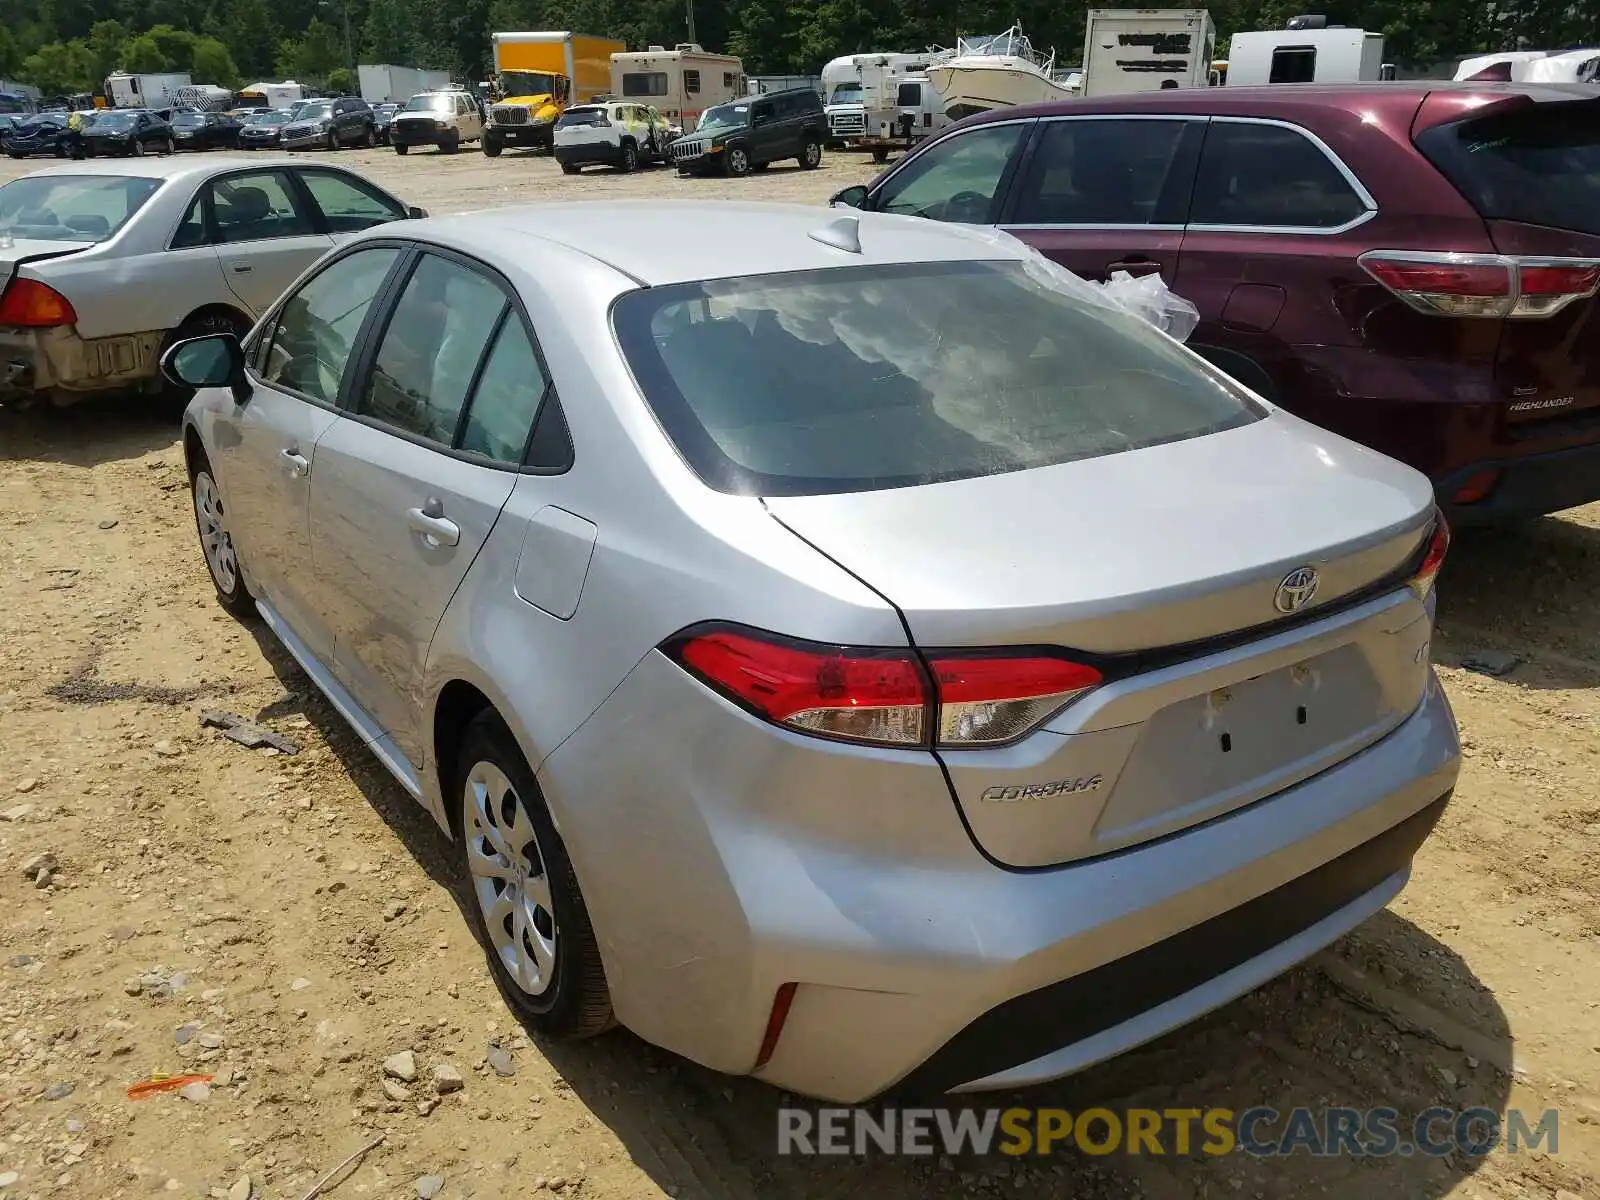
[1105,258,1163,278]
[280,449,309,477]
[406,506,460,548]
[229,262,253,274]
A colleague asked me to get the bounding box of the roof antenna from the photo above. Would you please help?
[808,214,862,254]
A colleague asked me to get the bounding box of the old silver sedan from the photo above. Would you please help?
[0,155,421,407]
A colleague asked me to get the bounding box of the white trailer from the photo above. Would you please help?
[1227,22,1392,85]
[358,64,452,105]
[104,72,192,109]
[1080,10,1215,97]
[820,52,938,144]
[610,44,743,133]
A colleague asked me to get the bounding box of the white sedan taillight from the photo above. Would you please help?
[664,627,1101,750]
[1359,250,1600,319]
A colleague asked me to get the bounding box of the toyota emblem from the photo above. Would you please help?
[1274,566,1320,614]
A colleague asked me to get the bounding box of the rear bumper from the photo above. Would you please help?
[1439,439,1600,523]
[0,325,164,401]
[554,141,624,166]
[541,649,1460,1103]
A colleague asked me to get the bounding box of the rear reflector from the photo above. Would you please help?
[1412,513,1450,599]
[664,626,1102,749]
[754,982,798,1069]
[1359,251,1600,319]
[1450,467,1501,505]
[0,278,76,328]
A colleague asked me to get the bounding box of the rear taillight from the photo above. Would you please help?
[0,278,76,327]
[1360,251,1600,319]
[664,626,1101,750]
[1412,513,1450,599]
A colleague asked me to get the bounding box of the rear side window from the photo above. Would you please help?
[612,260,1261,496]
[1009,118,1192,225]
[1415,100,1600,237]
[1189,121,1369,229]
[684,70,702,94]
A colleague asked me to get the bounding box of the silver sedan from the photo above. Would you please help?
[0,155,421,407]
[165,201,1460,1103]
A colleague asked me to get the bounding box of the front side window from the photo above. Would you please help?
[1009,119,1191,226]
[612,260,1261,496]
[358,254,509,444]
[209,170,314,243]
[258,247,400,404]
[298,169,405,232]
[1189,121,1368,229]
[874,122,1027,223]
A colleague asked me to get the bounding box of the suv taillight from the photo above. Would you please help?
[1359,251,1600,319]
[663,626,1101,750]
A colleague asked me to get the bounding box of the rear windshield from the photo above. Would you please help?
[556,107,607,127]
[0,175,162,243]
[1416,99,1600,236]
[612,260,1261,496]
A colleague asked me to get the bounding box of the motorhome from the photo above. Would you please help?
[820,52,938,145]
[1080,10,1215,96]
[611,43,743,133]
[104,72,192,109]
[1226,17,1395,85]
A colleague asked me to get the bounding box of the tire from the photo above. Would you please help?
[454,711,613,1038]
[165,137,176,155]
[190,458,256,618]
[483,139,502,157]
[327,129,339,151]
[364,127,375,149]
[800,138,823,169]
[618,140,637,173]
[723,143,751,177]
[131,138,144,157]
[871,146,889,164]
[395,143,408,155]
[441,132,460,154]
[54,144,67,158]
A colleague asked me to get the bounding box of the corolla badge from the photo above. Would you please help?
[1274,566,1320,614]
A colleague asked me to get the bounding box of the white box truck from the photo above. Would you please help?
[104,72,192,110]
[1226,18,1392,85]
[820,52,939,145]
[1080,10,1215,97]
[358,64,453,105]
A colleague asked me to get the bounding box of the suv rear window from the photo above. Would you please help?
[1416,99,1600,236]
[557,107,607,127]
[612,260,1261,496]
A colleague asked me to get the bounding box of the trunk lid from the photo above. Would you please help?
[764,411,1433,653]
[0,239,93,290]
[766,413,1438,868]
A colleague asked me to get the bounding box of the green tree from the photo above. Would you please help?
[85,19,129,80]
[277,17,344,81]
[0,26,21,78]
[146,23,196,71]
[121,33,169,72]
[224,0,280,80]
[191,35,240,86]
[327,65,354,91]
[19,39,95,92]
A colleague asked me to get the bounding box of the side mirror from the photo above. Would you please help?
[406,205,428,219]
[830,185,869,210]
[161,333,249,403]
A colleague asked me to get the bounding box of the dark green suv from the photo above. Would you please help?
[669,88,826,177]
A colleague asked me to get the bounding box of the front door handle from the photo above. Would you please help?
[229,262,253,274]
[1106,258,1163,278]
[406,505,460,548]
[280,449,309,478]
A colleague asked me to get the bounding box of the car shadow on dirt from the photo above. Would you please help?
[0,392,180,467]
[243,624,1515,1200]
[1437,511,1600,690]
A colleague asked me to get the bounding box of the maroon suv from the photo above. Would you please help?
[830,83,1600,523]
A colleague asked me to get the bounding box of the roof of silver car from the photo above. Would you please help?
[17,154,300,183]
[416,201,1023,286]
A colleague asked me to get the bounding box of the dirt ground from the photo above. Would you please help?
[1,144,1598,1200]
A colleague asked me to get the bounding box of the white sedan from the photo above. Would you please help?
[0,154,423,407]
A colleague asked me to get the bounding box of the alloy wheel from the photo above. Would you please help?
[193,471,238,594]
[463,761,558,997]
